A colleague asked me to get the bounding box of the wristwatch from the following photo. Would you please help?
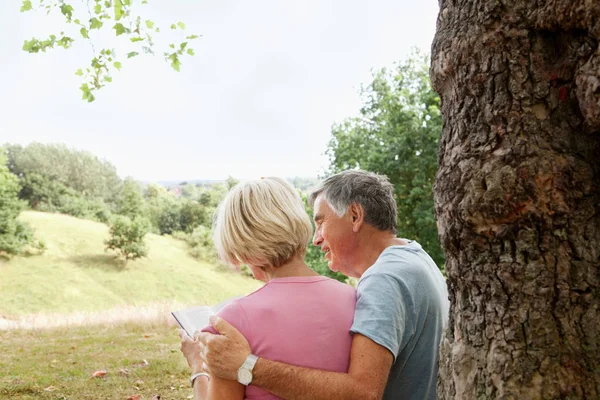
[237,354,259,386]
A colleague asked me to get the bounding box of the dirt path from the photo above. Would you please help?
[0,301,188,331]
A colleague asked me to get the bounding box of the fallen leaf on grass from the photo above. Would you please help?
[119,368,130,376]
[133,359,149,367]
[44,386,57,392]
[126,395,142,400]
[91,370,108,378]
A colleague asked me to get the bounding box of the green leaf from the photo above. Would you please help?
[169,44,175,49]
[22,38,39,53]
[177,22,186,30]
[94,4,102,14]
[60,4,74,21]
[170,23,176,30]
[186,34,200,40]
[57,36,74,49]
[113,61,122,70]
[113,23,126,36]
[180,42,188,50]
[127,51,139,58]
[168,53,181,72]
[104,76,113,83]
[130,37,144,43]
[20,0,33,12]
[80,83,91,101]
[75,69,84,76]
[145,20,155,29]
[80,27,89,39]
[114,0,124,21]
[187,48,195,56]
[90,18,103,30]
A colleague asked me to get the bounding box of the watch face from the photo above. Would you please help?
[238,368,252,385]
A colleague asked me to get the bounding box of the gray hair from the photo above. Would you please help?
[309,170,398,234]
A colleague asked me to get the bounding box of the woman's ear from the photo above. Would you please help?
[349,203,365,233]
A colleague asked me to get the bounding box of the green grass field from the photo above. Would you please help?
[1,211,260,318]
[0,321,194,399]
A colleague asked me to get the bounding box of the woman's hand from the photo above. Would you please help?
[179,329,205,374]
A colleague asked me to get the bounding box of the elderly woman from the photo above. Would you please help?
[179,177,356,400]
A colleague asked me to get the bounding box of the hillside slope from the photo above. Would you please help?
[0,211,260,318]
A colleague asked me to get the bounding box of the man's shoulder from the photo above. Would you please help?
[362,245,428,279]
[358,243,445,299]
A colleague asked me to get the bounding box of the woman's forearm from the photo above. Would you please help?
[193,375,210,400]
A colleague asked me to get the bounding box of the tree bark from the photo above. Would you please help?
[431,1,600,398]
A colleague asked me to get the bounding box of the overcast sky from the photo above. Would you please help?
[0,0,439,181]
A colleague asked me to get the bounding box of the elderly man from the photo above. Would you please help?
[184,170,449,400]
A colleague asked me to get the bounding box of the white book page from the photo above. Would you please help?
[172,306,214,337]
[172,296,242,337]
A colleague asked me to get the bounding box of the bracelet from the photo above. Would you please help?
[190,372,210,387]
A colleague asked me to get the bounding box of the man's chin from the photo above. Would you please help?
[328,261,339,272]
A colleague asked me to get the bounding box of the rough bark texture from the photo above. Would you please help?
[431,1,600,399]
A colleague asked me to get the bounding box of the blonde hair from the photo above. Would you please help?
[213,177,313,268]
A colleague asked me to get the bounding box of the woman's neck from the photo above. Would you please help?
[265,255,319,281]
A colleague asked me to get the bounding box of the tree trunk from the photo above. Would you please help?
[431,1,600,398]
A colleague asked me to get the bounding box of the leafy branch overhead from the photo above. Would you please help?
[20,0,200,102]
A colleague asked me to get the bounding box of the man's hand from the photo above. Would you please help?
[178,329,204,374]
[196,315,251,380]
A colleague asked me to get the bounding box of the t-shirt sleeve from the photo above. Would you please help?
[200,301,250,338]
[350,272,409,362]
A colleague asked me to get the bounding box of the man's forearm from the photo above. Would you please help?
[252,358,378,400]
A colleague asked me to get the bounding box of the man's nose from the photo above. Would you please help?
[312,230,323,247]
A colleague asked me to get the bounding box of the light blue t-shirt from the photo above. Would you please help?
[350,241,449,400]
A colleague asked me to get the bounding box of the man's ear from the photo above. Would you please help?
[349,203,365,233]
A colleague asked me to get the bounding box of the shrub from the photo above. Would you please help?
[105,216,150,262]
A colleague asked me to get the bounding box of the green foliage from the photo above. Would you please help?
[0,157,33,255]
[19,0,200,102]
[225,176,240,190]
[175,225,219,263]
[179,200,208,233]
[18,172,112,223]
[5,142,121,202]
[105,216,150,262]
[157,202,182,235]
[115,177,145,219]
[326,50,445,266]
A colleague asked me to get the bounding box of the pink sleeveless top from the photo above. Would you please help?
[205,275,356,399]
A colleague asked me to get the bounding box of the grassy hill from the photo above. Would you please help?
[0,211,260,319]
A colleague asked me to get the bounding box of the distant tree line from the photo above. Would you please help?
[0,143,338,273]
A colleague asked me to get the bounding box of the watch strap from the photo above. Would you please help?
[242,354,259,370]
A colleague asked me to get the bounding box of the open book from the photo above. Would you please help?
[172,296,242,337]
